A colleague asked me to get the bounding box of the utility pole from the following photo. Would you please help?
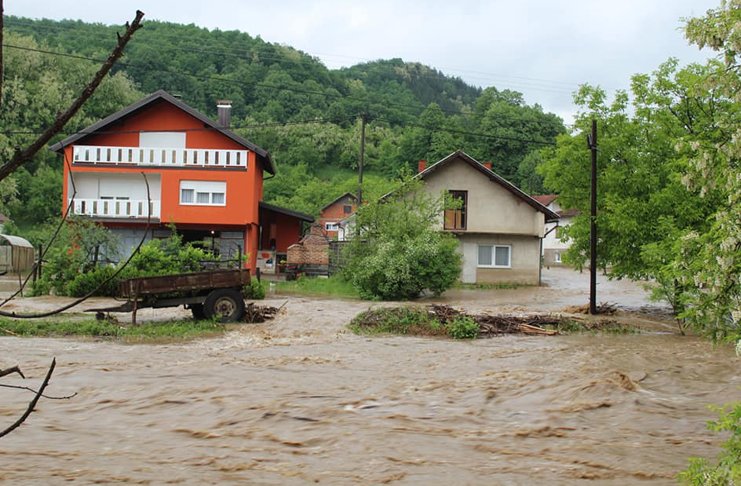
[588,119,598,314]
[357,114,366,204]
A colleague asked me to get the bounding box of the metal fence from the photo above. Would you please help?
[328,241,350,276]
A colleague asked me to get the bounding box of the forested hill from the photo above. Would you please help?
[1,16,565,226]
[4,17,480,124]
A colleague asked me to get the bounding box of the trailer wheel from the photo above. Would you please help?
[190,304,206,320]
[204,289,245,322]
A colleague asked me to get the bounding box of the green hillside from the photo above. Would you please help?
[1,16,566,225]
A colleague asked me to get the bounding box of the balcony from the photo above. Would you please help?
[70,198,161,219]
[72,145,249,169]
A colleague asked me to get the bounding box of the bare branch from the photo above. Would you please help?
[0,358,56,438]
[0,383,76,400]
[0,10,144,182]
[0,365,24,379]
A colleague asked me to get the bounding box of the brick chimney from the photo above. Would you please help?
[418,160,427,173]
[482,161,492,171]
[217,100,232,128]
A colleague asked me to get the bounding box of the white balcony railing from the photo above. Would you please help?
[72,145,249,169]
[70,198,161,219]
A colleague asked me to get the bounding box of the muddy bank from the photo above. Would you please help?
[0,293,738,485]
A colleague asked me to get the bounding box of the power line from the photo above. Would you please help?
[4,17,582,94]
[4,42,569,130]
[1,112,556,148]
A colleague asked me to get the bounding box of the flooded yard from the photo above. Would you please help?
[0,268,738,484]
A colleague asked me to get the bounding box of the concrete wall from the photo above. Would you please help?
[422,157,545,237]
[457,233,541,285]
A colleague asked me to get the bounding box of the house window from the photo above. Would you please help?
[343,205,352,214]
[325,222,340,231]
[477,244,511,268]
[444,190,467,230]
[554,252,562,263]
[179,180,226,206]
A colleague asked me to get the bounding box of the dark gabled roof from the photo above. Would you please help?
[532,195,558,207]
[418,150,560,222]
[320,192,358,212]
[49,90,276,175]
[259,201,314,222]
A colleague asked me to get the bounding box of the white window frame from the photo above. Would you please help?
[325,222,340,231]
[554,252,562,263]
[477,244,512,268]
[179,180,226,207]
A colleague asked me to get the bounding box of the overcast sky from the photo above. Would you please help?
[6,0,720,124]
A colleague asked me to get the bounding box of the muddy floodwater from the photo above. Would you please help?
[1,268,739,485]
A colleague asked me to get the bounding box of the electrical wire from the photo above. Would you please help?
[2,40,572,125]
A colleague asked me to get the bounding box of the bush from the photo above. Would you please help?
[243,279,266,300]
[448,316,479,339]
[66,265,119,297]
[679,401,741,485]
[343,178,462,300]
[31,224,221,297]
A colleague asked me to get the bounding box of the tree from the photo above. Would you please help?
[539,61,721,315]
[675,0,741,341]
[342,177,462,300]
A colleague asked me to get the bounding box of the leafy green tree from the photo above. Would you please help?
[342,178,462,300]
[539,60,721,314]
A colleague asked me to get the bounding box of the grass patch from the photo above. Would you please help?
[453,282,535,290]
[350,307,479,339]
[274,275,359,298]
[0,317,227,341]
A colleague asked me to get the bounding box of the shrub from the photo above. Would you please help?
[679,401,741,485]
[343,178,462,300]
[66,265,119,297]
[244,279,266,300]
[448,316,480,339]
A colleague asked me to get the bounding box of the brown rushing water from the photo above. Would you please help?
[0,269,739,485]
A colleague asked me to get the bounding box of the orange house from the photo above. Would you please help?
[318,192,358,239]
[50,90,312,273]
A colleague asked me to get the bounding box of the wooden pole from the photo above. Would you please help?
[589,119,598,315]
[357,114,366,204]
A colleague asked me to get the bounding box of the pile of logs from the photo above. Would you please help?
[430,304,563,336]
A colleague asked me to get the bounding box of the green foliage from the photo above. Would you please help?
[342,178,462,300]
[1,31,142,226]
[679,401,741,485]
[243,279,266,300]
[448,316,480,339]
[349,307,448,336]
[349,307,478,339]
[30,223,219,297]
[4,18,566,219]
[29,217,121,296]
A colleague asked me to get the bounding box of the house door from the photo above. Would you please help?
[461,242,476,283]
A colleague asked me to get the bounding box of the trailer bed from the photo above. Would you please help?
[119,269,250,297]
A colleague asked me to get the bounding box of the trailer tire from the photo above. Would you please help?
[190,304,206,320]
[204,289,245,322]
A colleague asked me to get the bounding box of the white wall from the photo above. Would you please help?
[70,172,162,200]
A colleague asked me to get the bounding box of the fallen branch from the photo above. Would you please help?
[0,365,25,379]
[0,10,144,182]
[243,303,281,323]
[0,358,56,438]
